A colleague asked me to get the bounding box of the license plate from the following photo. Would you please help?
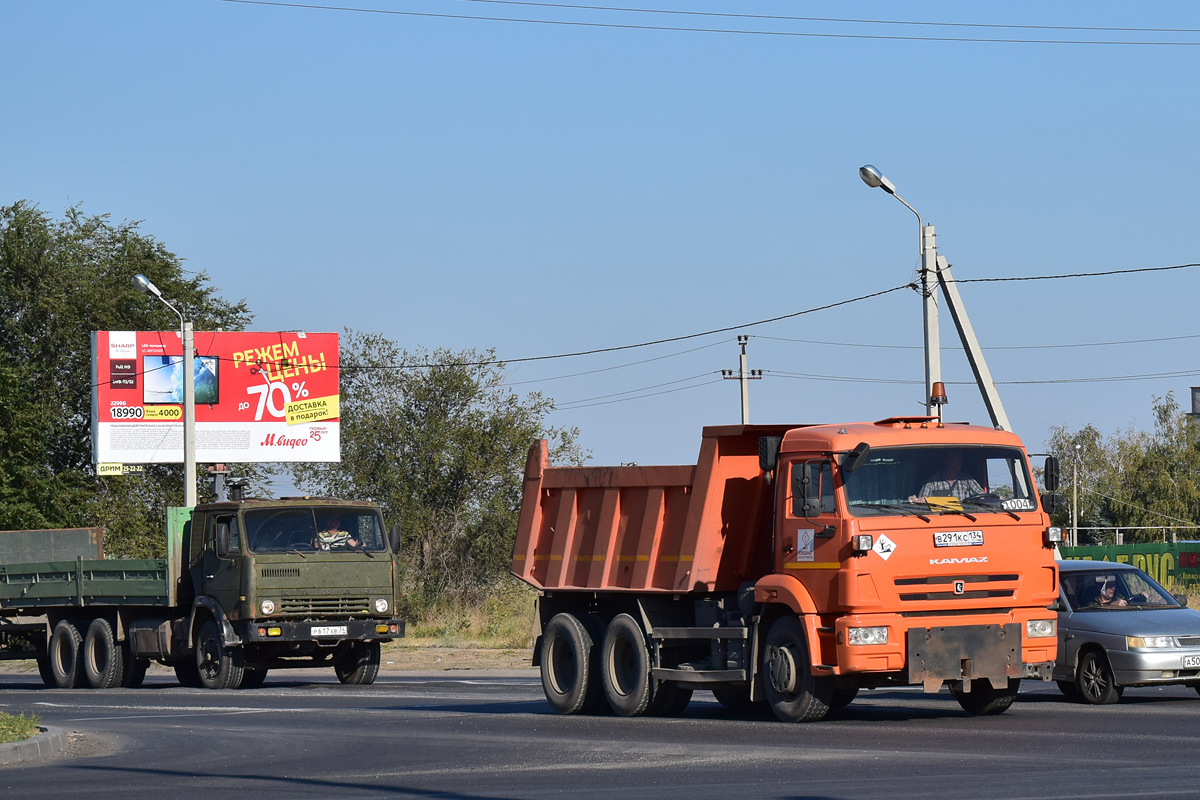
[1184,656,1200,668]
[934,530,984,547]
[311,625,348,637]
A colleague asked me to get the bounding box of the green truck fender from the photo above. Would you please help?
[188,596,242,649]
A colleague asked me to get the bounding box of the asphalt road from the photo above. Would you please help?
[3,670,1200,799]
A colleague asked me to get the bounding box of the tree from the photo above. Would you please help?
[291,331,585,610]
[1046,393,1200,543]
[0,202,257,555]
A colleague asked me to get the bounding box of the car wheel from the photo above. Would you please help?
[1076,651,1120,704]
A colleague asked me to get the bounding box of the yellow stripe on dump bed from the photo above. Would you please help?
[785,562,841,570]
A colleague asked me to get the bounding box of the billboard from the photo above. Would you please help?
[92,330,340,463]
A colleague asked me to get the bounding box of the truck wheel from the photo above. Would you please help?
[196,620,245,690]
[830,687,859,710]
[122,655,150,688]
[601,614,654,716]
[174,660,204,688]
[83,618,125,689]
[335,641,380,685]
[36,654,55,688]
[648,682,693,717]
[540,612,604,714]
[1076,651,1120,704]
[952,678,1020,715]
[762,616,832,723]
[711,684,757,713]
[240,668,269,689]
[49,620,85,689]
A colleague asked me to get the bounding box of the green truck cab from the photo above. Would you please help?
[0,497,404,690]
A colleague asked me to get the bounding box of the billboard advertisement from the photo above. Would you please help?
[91,330,340,463]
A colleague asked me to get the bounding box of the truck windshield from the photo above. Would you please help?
[244,508,386,553]
[842,446,1037,517]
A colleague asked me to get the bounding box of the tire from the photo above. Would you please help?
[36,654,55,688]
[49,620,85,689]
[830,687,859,710]
[1076,650,1120,705]
[648,682,693,717]
[711,683,757,713]
[762,616,833,723]
[1056,680,1080,699]
[83,617,125,689]
[540,612,606,714]
[600,614,654,717]
[174,659,204,688]
[122,655,149,688]
[952,678,1020,716]
[195,620,245,690]
[240,668,269,689]
[335,641,380,685]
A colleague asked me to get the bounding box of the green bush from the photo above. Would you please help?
[0,712,40,744]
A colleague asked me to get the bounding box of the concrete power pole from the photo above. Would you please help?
[722,335,762,424]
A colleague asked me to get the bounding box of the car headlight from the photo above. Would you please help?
[847,626,888,645]
[260,599,275,615]
[375,598,389,613]
[1026,619,1056,638]
[1128,636,1174,648]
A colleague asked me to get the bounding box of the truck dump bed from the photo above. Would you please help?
[513,425,802,594]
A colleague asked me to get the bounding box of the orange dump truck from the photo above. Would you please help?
[512,419,1063,722]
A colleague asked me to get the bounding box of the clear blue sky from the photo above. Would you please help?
[5,1,1200,470]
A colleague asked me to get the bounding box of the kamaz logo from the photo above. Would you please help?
[954,580,966,594]
[929,556,989,565]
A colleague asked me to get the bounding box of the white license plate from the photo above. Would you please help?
[934,530,985,547]
[311,625,348,637]
[1183,656,1200,668]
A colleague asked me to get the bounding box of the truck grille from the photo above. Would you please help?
[260,567,302,578]
[279,596,370,615]
[895,574,1018,602]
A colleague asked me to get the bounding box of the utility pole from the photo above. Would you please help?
[920,224,941,417]
[722,335,762,424]
[1072,444,1080,547]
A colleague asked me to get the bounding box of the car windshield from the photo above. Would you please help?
[842,445,1038,517]
[243,507,386,553]
[1061,569,1178,611]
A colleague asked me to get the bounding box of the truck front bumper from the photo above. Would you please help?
[237,618,404,643]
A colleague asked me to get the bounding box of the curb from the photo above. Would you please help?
[0,726,67,765]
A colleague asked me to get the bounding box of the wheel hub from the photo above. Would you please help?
[768,645,798,695]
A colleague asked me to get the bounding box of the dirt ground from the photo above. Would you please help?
[0,644,535,677]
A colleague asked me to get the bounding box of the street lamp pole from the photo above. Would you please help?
[133,274,197,508]
[859,165,941,416]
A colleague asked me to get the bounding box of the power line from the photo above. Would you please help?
[755,331,1200,352]
[765,367,1200,387]
[953,262,1200,283]
[458,0,1200,35]
[555,371,716,406]
[212,0,1200,46]
[554,377,722,410]
[506,338,729,386]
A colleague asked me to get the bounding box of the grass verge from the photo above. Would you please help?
[0,712,40,744]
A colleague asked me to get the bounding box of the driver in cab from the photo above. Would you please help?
[315,515,360,550]
[909,450,985,503]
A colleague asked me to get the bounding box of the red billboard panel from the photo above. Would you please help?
[91,331,340,463]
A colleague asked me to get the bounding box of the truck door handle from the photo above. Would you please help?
[1066,634,1074,640]
[205,574,215,580]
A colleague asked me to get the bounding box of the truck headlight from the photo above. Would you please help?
[851,534,873,554]
[1044,526,1063,547]
[260,599,276,615]
[1128,636,1174,648]
[375,598,389,613]
[1026,619,1056,638]
[847,626,888,645]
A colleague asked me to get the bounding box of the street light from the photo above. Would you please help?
[132,274,197,508]
[859,164,941,416]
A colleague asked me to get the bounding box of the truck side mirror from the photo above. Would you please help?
[215,521,231,559]
[759,437,783,473]
[1041,492,1065,515]
[389,524,402,554]
[1044,456,1061,492]
[840,442,871,473]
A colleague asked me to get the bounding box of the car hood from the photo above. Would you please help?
[1064,606,1200,636]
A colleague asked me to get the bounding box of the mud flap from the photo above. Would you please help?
[907,624,1020,693]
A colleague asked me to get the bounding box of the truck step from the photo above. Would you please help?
[652,668,747,683]
[652,626,749,640]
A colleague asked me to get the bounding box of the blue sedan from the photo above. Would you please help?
[1054,560,1200,704]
